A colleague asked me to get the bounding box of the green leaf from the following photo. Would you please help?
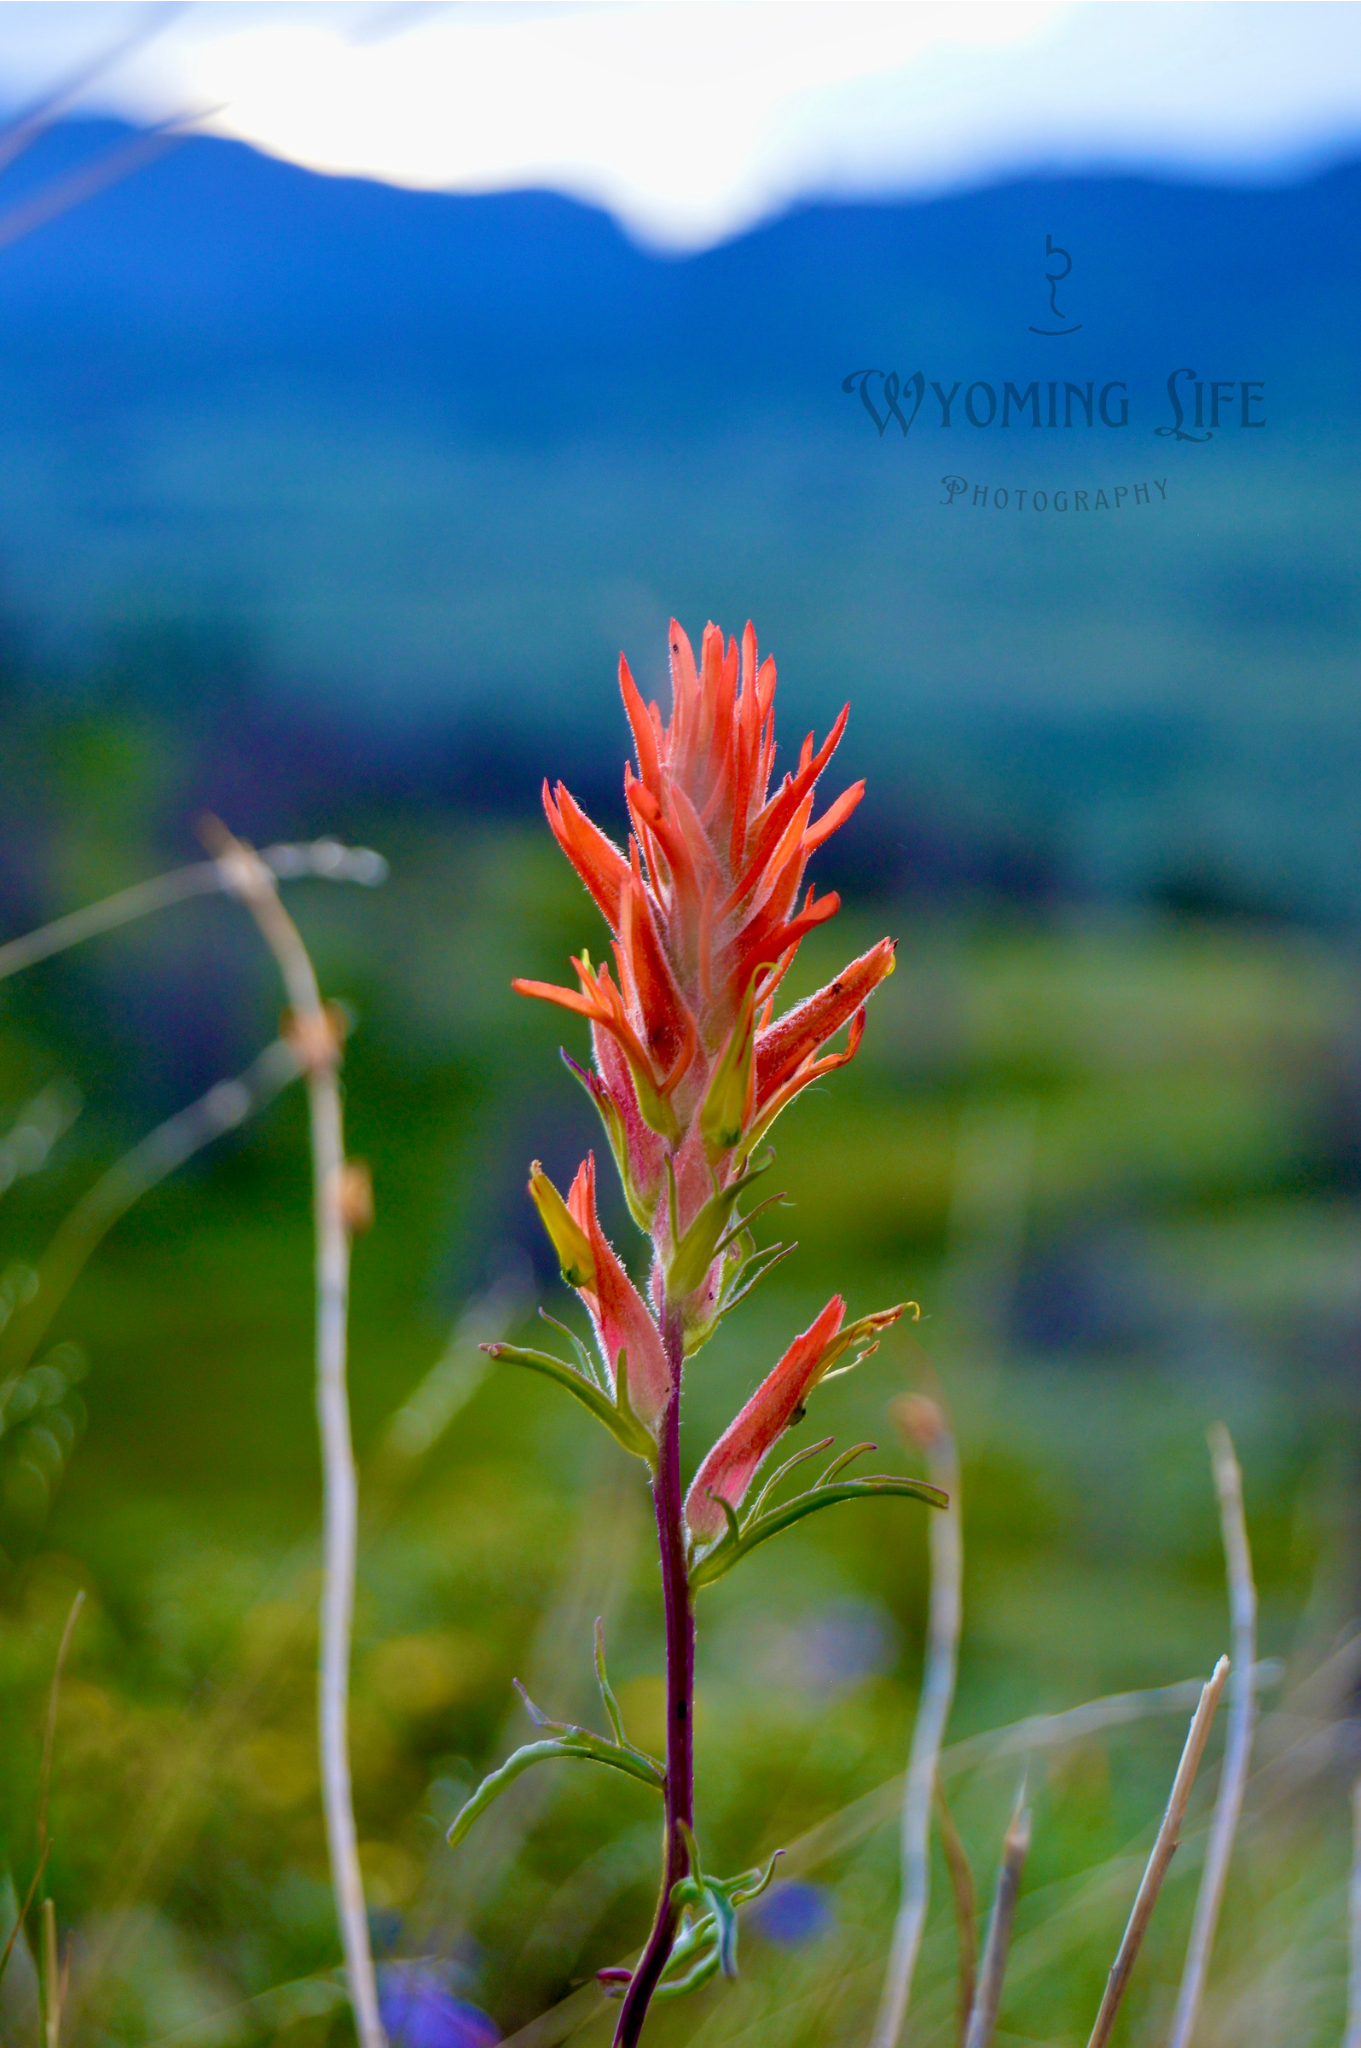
[743,1436,835,1526]
[482,1342,656,1465]
[592,1617,658,1768]
[691,1475,948,1590]
[817,1440,877,1486]
[445,1729,664,1848]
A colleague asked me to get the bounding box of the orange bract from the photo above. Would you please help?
[514,620,895,1223]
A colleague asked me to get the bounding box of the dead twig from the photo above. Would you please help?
[963,1786,1031,2048]
[1165,1425,1257,2048]
[1085,1656,1231,2048]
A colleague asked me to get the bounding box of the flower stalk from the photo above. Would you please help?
[460,617,944,2037]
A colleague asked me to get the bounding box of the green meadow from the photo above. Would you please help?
[0,779,1355,2044]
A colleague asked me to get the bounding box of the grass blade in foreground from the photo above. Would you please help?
[871,1396,962,2048]
[963,1788,1031,2048]
[1085,1656,1230,2048]
[1165,1424,1257,2048]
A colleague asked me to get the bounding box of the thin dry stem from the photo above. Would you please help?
[1165,1426,1257,2048]
[40,1898,60,2048]
[36,1591,85,1870]
[934,1773,978,2046]
[0,841,384,983]
[0,1592,84,1996]
[871,1421,962,2048]
[1085,1656,1231,2048]
[1345,1780,1361,2048]
[963,1790,1031,2048]
[201,821,384,2048]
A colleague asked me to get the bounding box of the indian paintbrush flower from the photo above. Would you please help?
[513,619,897,1354]
[457,618,944,2039]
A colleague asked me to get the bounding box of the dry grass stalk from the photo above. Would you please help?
[871,1397,963,2048]
[0,840,385,984]
[1165,1424,1258,2048]
[933,1773,978,2045]
[1345,1780,1361,2048]
[0,1590,85,1996]
[1085,1656,1231,2048]
[201,819,385,2048]
[40,1897,61,2048]
[963,1788,1031,2048]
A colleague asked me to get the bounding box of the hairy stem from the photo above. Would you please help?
[613,1307,693,2046]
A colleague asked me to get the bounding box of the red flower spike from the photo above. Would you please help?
[500,617,926,2044]
[565,1155,673,1427]
[517,618,894,1323]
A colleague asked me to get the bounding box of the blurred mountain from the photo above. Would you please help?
[0,119,1357,913]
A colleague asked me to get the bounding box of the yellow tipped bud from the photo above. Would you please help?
[699,980,758,1162]
[528,1162,597,1291]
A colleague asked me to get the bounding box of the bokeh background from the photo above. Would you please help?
[0,4,1360,2042]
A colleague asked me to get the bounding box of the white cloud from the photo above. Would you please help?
[0,1,1358,248]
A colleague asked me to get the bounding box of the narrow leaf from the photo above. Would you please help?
[691,1475,948,1589]
[817,1441,877,1486]
[537,1307,600,1388]
[653,1943,723,2000]
[744,1436,835,1526]
[483,1342,655,1464]
[595,1618,627,1748]
[446,1732,663,1848]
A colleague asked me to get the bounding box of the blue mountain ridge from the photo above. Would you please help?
[0,120,1356,913]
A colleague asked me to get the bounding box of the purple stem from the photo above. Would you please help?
[613,1305,694,2045]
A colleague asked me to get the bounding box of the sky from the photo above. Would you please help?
[0,1,1359,248]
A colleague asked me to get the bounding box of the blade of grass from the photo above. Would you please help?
[1345,1780,1361,2048]
[40,1898,59,2048]
[871,1398,962,2048]
[1165,1425,1258,2048]
[0,1590,84,1995]
[1085,1657,1231,2048]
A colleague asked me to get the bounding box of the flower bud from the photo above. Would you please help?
[528,1162,597,1290]
[699,980,758,1162]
